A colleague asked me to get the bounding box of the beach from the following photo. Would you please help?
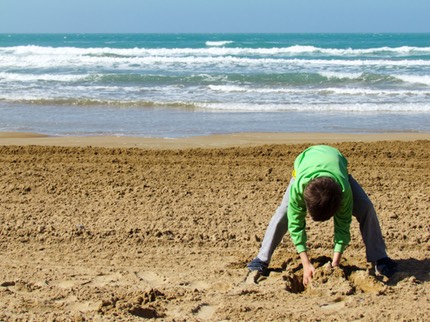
[1,133,429,321]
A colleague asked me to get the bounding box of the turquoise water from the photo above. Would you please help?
[0,33,429,137]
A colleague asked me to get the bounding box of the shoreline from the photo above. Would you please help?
[1,131,429,149]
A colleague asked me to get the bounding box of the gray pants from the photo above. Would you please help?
[256,175,388,263]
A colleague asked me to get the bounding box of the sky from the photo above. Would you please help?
[0,0,429,33]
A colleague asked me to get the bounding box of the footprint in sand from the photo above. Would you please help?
[320,299,346,311]
[86,272,123,287]
[209,281,232,292]
[189,280,210,290]
[179,280,231,292]
[52,272,124,289]
[52,279,87,289]
[349,270,387,294]
[54,295,100,313]
[68,300,101,313]
[193,303,217,320]
[134,271,167,287]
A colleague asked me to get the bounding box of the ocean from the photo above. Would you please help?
[0,33,429,137]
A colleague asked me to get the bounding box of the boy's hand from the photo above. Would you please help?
[299,251,315,286]
[302,263,315,286]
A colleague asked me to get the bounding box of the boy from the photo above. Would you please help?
[247,145,397,285]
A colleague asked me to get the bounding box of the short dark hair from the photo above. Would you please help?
[304,177,342,222]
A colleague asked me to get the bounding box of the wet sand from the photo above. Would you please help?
[1,131,430,149]
[0,133,429,321]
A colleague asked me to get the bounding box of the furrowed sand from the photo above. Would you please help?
[0,132,429,321]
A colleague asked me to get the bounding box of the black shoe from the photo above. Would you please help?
[375,257,397,278]
[247,257,269,276]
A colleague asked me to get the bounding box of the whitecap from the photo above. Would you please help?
[205,40,233,47]
[396,75,430,86]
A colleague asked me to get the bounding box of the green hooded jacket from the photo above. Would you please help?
[287,145,353,254]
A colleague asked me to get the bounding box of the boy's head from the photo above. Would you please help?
[304,177,342,222]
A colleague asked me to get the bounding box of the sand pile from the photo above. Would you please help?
[0,140,429,321]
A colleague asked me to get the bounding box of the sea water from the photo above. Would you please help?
[0,33,429,137]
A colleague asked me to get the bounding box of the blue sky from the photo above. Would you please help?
[0,0,429,33]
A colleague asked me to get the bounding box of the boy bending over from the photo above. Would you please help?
[248,145,397,285]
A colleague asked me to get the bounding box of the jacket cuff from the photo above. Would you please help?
[295,243,307,254]
[334,243,345,253]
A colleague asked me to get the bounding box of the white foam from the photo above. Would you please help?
[0,72,86,82]
[207,84,430,97]
[208,84,303,94]
[396,75,430,86]
[2,45,430,74]
[3,44,430,59]
[206,41,233,47]
[319,71,363,80]
[200,102,430,112]
[208,85,249,92]
[3,54,430,73]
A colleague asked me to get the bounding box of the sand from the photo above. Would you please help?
[0,133,429,321]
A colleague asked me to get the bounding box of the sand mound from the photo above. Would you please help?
[283,258,387,296]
